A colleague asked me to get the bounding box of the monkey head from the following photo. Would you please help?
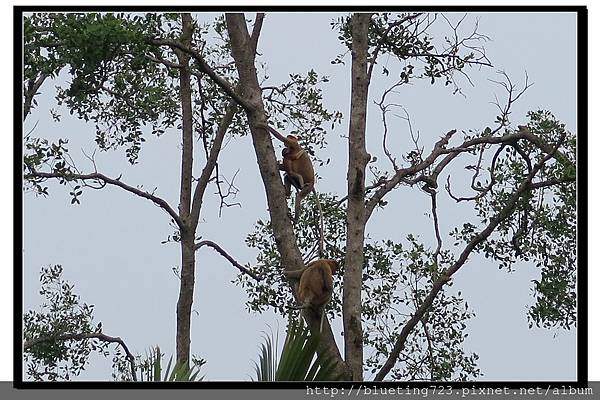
[285,135,301,151]
[323,259,338,275]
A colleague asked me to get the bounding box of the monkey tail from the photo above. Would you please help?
[312,188,324,258]
[290,305,326,333]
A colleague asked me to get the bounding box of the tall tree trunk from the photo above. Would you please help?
[224,13,350,379]
[343,12,371,381]
[175,13,195,369]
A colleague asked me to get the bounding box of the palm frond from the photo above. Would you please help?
[252,319,341,381]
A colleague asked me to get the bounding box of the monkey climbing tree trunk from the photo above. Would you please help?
[175,13,195,369]
[343,12,372,381]
[224,13,350,379]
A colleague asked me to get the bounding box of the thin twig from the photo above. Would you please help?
[428,191,442,265]
[194,240,261,281]
[25,171,183,229]
[421,320,435,381]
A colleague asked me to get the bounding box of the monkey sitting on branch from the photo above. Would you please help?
[284,259,338,332]
[255,122,325,255]
[255,123,315,217]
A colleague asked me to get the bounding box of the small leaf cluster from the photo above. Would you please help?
[262,69,343,158]
[331,13,488,89]
[24,265,107,381]
[24,136,90,206]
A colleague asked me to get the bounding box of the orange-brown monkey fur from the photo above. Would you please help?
[256,123,316,223]
[284,259,338,332]
[280,137,315,198]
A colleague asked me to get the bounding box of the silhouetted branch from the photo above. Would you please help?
[195,240,261,281]
[23,73,48,120]
[25,171,183,229]
[24,332,137,381]
[148,37,253,111]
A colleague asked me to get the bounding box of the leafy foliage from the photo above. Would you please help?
[23,136,78,200]
[23,265,206,382]
[238,193,346,316]
[23,12,577,382]
[451,111,576,329]
[24,12,341,200]
[25,13,181,163]
[240,195,480,381]
[331,13,490,91]
[362,237,480,381]
[253,328,278,381]
[262,70,343,155]
[23,265,107,381]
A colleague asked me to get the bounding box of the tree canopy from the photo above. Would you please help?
[23,11,577,382]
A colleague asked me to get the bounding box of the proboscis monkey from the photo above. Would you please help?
[256,122,324,255]
[284,258,338,332]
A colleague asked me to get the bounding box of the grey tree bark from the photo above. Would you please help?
[343,12,372,381]
[175,13,196,368]
[225,12,351,379]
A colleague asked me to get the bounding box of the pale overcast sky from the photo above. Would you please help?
[22,11,579,381]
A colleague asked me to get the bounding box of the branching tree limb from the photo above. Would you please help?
[24,73,48,120]
[24,171,183,229]
[24,333,137,381]
[195,240,261,281]
[364,125,573,222]
[188,13,264,232]
[365,129,457,221]
[147,37,254,112]
[374,131,567,381]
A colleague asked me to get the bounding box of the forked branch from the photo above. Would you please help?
[374,131,567,381]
